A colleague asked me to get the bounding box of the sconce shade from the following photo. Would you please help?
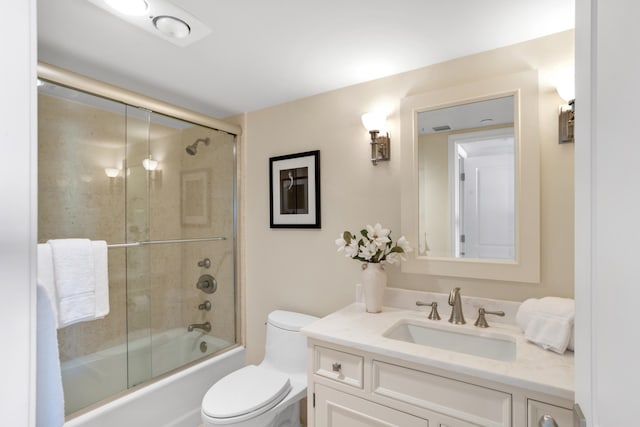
[142,158,159,171]
[556,66,575,104]
[104,168,120,178]
[557,83,575,104]
[361,111,387,132]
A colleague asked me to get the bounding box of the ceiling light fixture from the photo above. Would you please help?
[104,0,149,16]
[153,15,190,39]
[87,0,211,47]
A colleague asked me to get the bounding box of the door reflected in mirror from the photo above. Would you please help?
[418,95,515,260]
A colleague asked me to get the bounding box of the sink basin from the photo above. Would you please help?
[383,320,516,362]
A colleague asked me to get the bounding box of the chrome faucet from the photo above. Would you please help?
[448,287,466,324]
[187,321,211,333]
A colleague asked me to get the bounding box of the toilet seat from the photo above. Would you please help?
[202,365,292,424]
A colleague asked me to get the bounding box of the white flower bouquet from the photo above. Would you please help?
[335,223,412,265]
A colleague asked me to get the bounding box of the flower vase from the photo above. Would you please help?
[361,263,387,313]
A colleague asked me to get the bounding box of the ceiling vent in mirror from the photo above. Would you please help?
[87,0,211,46]
[432,125,452,132]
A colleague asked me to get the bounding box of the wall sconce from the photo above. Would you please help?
[142,157,159,171]
[361,111,390,165]
[557,80,575,144]
[104,168,120,178]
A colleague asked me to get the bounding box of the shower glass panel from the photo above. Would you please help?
[37,81,237,415]
[125,106,153,387]
[38,85,129,413]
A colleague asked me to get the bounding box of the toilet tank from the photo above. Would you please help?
[261,310,319,374]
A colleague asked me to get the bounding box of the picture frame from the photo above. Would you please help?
[269,150,321,228]
[181,169,210,226]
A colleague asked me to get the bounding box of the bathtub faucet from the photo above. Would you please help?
[187,321,211,333]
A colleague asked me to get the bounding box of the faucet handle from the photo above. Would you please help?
[416,301,441,320]
[474,307,505,328]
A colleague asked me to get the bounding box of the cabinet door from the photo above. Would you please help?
[527,399,573,427]
[315,384,428,427]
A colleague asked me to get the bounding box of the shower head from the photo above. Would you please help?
[185,137,210,156]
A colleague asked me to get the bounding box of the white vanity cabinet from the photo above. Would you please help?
[307,340,573,427]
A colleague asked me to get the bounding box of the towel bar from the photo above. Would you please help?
[107,237,226,248]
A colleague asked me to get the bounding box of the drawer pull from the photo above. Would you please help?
[539,414,558,427]
[332,362,342,373]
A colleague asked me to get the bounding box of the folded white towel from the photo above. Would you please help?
[36,282,65,427]
[48,238,97,327]
[516,297,575,354]
[92,240,110,319]
[37,243,59,328]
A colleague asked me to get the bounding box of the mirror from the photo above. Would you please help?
[400,70,540,283]
[418,96,515,260]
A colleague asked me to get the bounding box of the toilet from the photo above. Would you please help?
[201,310,319,427]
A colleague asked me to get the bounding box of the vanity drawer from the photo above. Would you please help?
[314,346,364,388]
[527,399,573,427]
[372,360,512,426]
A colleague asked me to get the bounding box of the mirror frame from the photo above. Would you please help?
[400,70,540,283]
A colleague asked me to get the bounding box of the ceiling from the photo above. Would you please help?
[418,96,514,135]
[38,0,575,119]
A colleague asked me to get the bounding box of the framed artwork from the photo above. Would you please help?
[269,150,321,228]
[181,169,210,226]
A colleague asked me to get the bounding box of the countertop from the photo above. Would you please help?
[302,302,574,400]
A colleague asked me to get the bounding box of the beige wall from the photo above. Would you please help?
[241,30,575,364]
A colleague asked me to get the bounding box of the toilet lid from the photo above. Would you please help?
[202,365,292,420]
[267,310,319,332]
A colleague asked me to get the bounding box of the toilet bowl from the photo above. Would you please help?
[201,310,319,427]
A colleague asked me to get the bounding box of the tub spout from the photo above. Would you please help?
[187,321,211,333]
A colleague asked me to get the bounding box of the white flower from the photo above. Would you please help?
[335,224,411,266]
[385,252,401,265]
[337,232,359,258]
[359,241,378,261]
[366,223,391,247]
[397,236,413,253]
[344,240,359,258]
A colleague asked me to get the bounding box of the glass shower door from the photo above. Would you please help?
[146,112,237,377]
[38,79,238,416]
[37,82,130,413]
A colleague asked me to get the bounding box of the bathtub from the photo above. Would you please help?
[63,329,245,427]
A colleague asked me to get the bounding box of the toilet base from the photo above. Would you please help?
[202,401,301,427]
[271,401,300,427]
